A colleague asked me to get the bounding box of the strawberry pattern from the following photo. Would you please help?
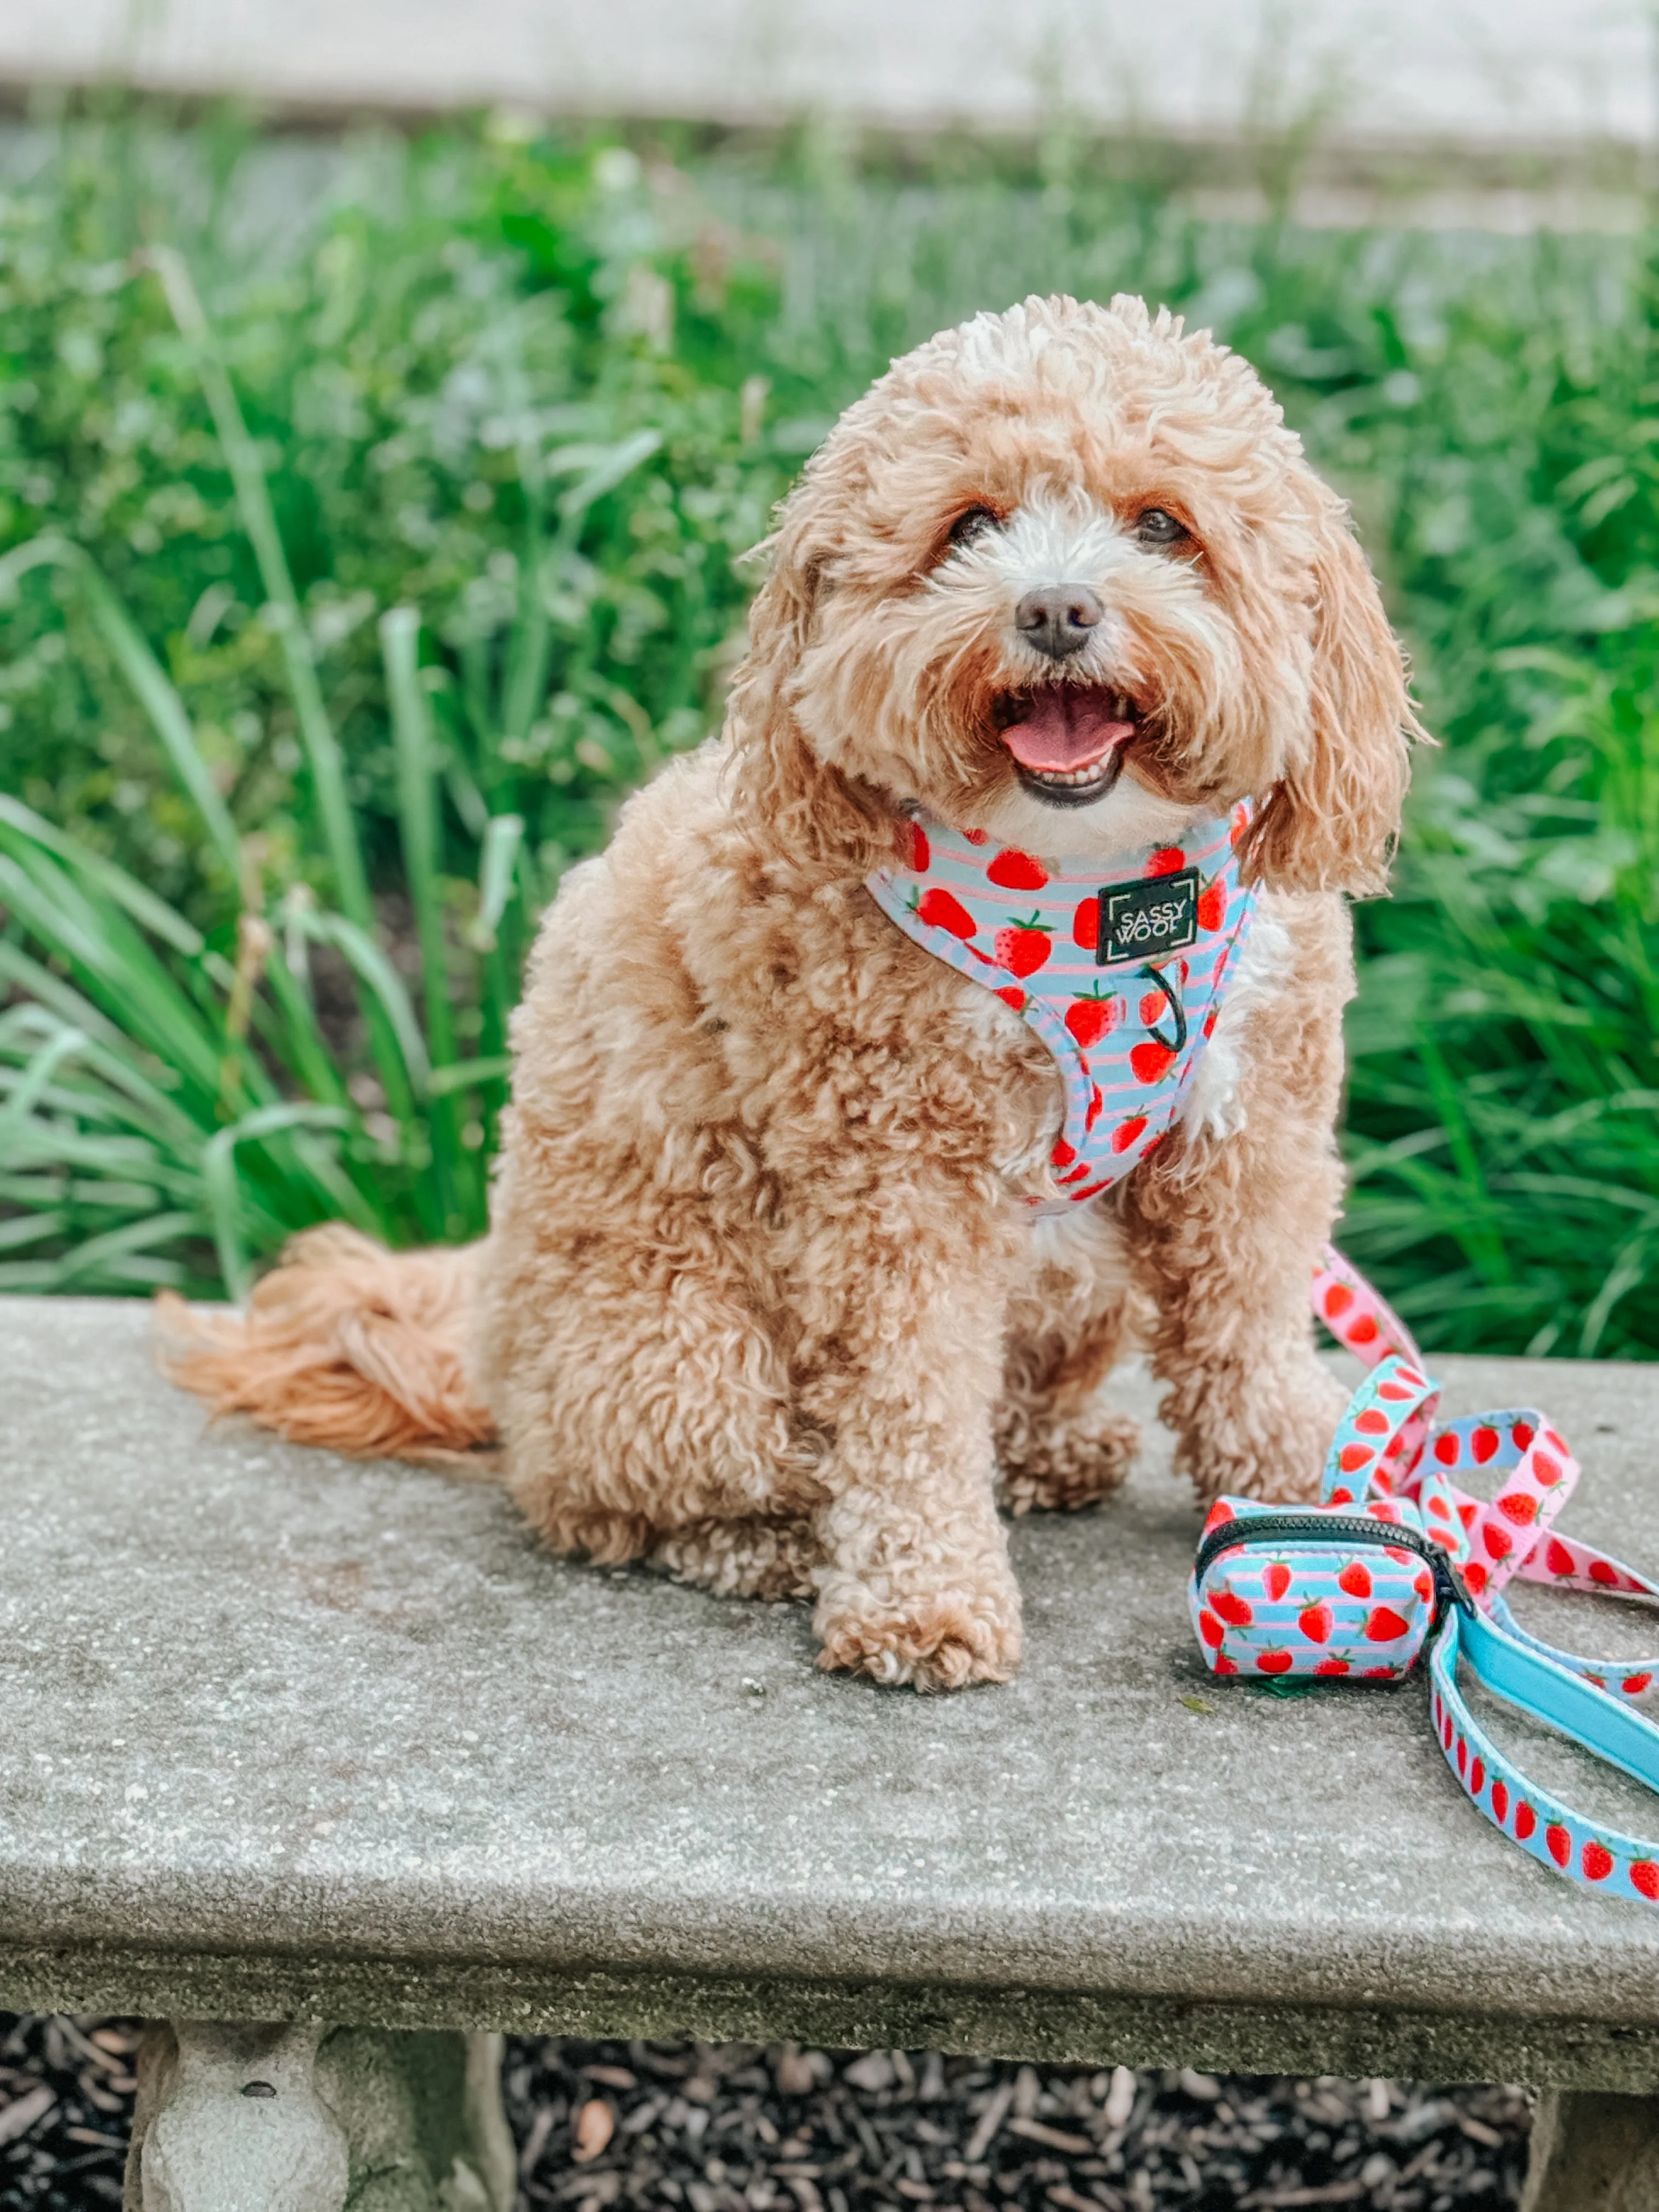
[867,804,1255,1204]
[1310,1244,1659,1665]
[1190,1243,1659,1906]
[1190,1491,1441,1686]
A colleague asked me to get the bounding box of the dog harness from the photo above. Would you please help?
[866,805,1257,1202]
[1192,1247,1659,1904]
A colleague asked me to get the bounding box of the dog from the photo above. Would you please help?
[161,293,1419,1691]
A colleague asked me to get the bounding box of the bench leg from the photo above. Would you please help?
[1522,2090,1659,2211]
[122,2019,515,2211]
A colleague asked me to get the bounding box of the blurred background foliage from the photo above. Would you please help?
[1,107,1657,1355]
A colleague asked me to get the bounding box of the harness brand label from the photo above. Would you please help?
[1096,868,1198,966]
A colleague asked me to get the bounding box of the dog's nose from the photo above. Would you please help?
[1015,585,1103,660]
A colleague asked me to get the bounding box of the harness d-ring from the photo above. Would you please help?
[1138,962,1187,1054]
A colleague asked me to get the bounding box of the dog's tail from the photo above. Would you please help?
[156,1225,499,1466]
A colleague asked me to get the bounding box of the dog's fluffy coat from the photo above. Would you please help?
[162,294,1419,1689]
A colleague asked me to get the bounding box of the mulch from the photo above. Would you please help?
[0,2016,1531,2210]
[1,2017,137,2207]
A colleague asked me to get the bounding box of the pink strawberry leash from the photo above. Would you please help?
[1193,1246,1659,1904]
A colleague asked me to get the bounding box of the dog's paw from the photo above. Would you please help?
[813,1575,1022,1691]
[652,1516,820,1600]
[1000,1409,1139,1516]
[1187,1364,1350,1506]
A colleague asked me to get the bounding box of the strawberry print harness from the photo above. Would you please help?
[1192,1248,1659,1904]
[866,807,1256,1202]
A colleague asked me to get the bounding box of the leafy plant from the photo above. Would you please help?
[2,111,1657,1351]
[0,585,528,1292]
[0,210,670,1290]
[1345,629,1659,1354]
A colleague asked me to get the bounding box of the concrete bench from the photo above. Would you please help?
[5,1295,1659,2209]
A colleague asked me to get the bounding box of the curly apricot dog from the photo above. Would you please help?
[162,294,1419,1690]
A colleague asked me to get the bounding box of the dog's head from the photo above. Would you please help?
[729,292,1419,890]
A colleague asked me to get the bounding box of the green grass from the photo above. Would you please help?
[1,110,1657,1352]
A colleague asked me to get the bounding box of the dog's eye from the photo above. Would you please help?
[1135,507,1189,548]
[947,505,1000,549]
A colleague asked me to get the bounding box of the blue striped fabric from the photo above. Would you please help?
[866,804,1257,1200]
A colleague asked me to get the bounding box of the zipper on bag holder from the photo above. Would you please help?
[1190,1243,1659,1901]
[1193,1511,1475,1632]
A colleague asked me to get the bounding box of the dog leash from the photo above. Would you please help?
[1189,1248,1659,1900]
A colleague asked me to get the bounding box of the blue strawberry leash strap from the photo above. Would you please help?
[1429,1588,1659,1898]
[1188,1245,1659,1901]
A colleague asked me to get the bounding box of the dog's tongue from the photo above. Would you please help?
[1000,690,1133,772]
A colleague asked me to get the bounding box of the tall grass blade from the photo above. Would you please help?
[0,795,206,957]
[289,911,431,1099]
[0,538,241,883]
[203,1102,354,1300]
[472,815,524,952]
[382,603,465,1228]
[381,606,454,1062]
[0,1024,90,1148]
[146,245,371,929]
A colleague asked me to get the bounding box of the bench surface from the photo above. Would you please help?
[5,1295,1659,2087]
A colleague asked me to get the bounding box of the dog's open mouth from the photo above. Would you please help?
[993,686,1138,808]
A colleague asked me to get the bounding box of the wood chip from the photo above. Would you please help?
[520,2102,558,2175]
[1006,2120,1094,2155]
[963,2083,1014,2164]
[1240,2184,1365,2207]
[573,2097,616,2162]
[776,2047,819,2096]
[1103,2068,1137,2129]
[844,2054,896,2094]
[0,2083,54,2147]
[1045,2186,1102,2212]
[1458,2113,1503,2147]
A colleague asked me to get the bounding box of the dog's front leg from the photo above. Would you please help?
[790,1197,1022,1691]
[1117,895,1354,1504]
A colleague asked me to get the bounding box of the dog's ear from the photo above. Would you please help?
[725,515,896,878]
[1243,495,1421,895]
